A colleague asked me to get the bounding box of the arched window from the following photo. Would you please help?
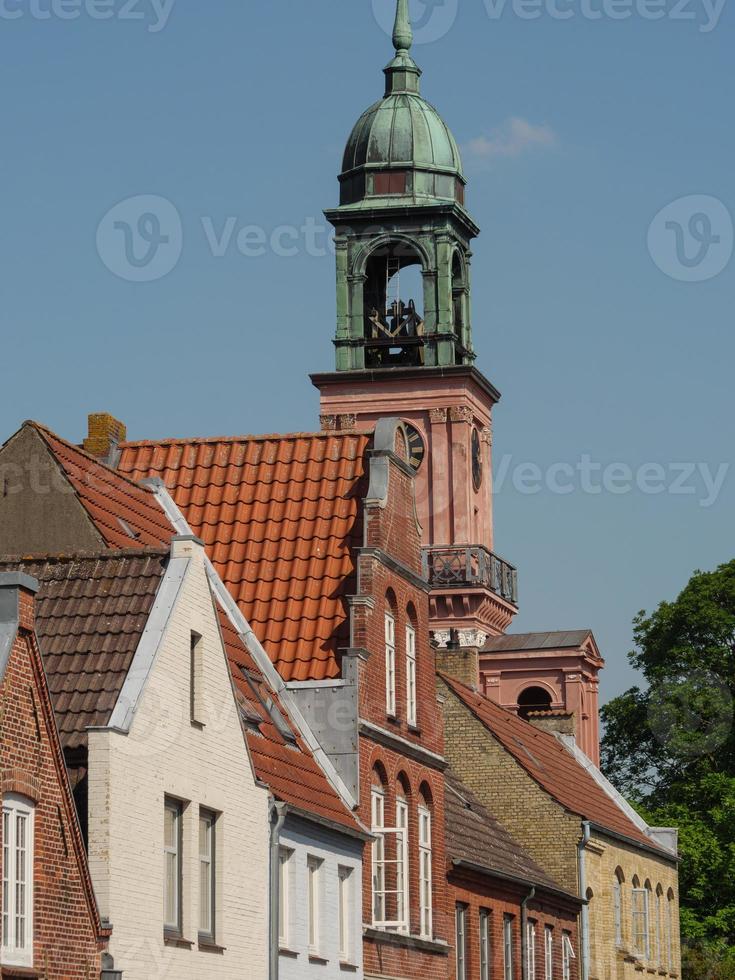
[613,869,625,947]
[418,786,433,939]
[384,592,397,718]
[395,775,411,933]
[371,766,388,926]
[406,604,418,727]
[655,886,664,965]
[2,794,34,968]
[517,686,553,720]
[364,244,425,368]
[631,876,649,959]
[666,890,675,971]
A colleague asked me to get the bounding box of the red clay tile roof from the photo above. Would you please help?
[441,674,668,854]
[118,433,372,681]
[0,550,168,751]
[29,422,174,549]
[217,607,361,833]
[445,770,578,900]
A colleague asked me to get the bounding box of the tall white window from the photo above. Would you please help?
[198,809,215,939]
[418,803,433,938]
[527,919,537,980]
[2,796,34,968]
[371,787,386,924]
[562,932,576,980]
[613,874,623,946]
[338,866,353,963]
[545,925,554,980]
[666,894,674,971]
[278,847,292,947]
[385,613,396,716]
[655,890,663,965]
[396,796,409,932]
[632,884,649,958]
[456,904,468,980]
[480,909,491,980]
[406,623,417,726]
[164,798,183,934]
[307,855,322,954]
[503,915,514,980]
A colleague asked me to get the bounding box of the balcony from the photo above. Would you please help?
[422,545,519,607]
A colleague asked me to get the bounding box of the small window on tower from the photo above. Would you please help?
[456,179,466,205]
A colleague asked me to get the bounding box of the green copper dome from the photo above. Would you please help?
[338,0,466,209]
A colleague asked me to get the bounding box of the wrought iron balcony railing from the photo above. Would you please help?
[422,545,519,607]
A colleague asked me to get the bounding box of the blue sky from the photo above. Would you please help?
[1,0,732,703]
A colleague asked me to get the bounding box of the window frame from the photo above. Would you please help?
[190,631,204,726]
[455,903,468,980]
[480,908,491,980]
[632,885,650,959]
[418,803,433,939]
[198,808,216,941]
[503,914,514,980]
[2,795,34,968]
[371,787,386,926]
[544,924,554,980]
[666,894,674,972]
[163,797,184,936]
[562,932,576,980]
[385,612,396,717]
[527,919,537,980]
[395,795,410,933]
[613,874,623,947]
[406,623,417,727]
[338,865,353,963]
[307,854,323,955]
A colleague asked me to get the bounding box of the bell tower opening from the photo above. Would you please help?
[517,686,553,720]
[364,245,425,368]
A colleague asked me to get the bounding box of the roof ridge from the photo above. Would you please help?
[0,547,169,564]
[26,421,162,497]
[120,430,372,449]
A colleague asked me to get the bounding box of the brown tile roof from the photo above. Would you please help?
[482,631,593,653]
[441,674,667,854]
[29,422,174,549]
[118,432,372,681]
[445,771,578,900]
[0,550,168,751]
[217,608,362,833]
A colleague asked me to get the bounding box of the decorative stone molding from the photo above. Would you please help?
[429,407,448,424]
[481,422,493,447]
[430,628,488,649]
[339,413,357,429]
[320,414,338,432]
[449,406,473,424]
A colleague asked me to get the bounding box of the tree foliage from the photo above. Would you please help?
[601,560,735,973]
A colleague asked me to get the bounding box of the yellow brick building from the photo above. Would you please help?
[437,668,681,979]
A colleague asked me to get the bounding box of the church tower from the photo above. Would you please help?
[313,0,518,644]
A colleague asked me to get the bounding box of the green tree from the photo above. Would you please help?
[601,560,735,973]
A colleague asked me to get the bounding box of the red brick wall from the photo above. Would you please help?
[448,871,580,980]
[0,615,103,978]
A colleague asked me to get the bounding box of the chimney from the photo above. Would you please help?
[0,572,40,635]
[433,631,480,690]
[83,413,127,465]
[526,710,577,740]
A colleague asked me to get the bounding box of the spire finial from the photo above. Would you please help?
[392,0,413,53]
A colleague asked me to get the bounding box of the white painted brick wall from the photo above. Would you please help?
[88,546,270,980]
[279,815,364,980]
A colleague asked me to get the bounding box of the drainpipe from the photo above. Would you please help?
[521,886,536,980]
[269,801,288,980]
[578,821,591,980]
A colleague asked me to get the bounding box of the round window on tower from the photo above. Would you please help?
[404,423,426,472]
[472,428,483,491]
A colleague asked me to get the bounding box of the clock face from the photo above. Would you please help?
[404,423,426,472]
[472,428,483,490]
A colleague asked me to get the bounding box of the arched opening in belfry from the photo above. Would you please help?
[364,243,425,368]
[517,686,553,720]
[451,251,466,348]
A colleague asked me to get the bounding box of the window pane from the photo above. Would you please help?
[198,813,214,936]
[339,866,352,961]
[2,810,9,948]
[480,910,490,980]
[307,856,321,951]
[163,802,180,931]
